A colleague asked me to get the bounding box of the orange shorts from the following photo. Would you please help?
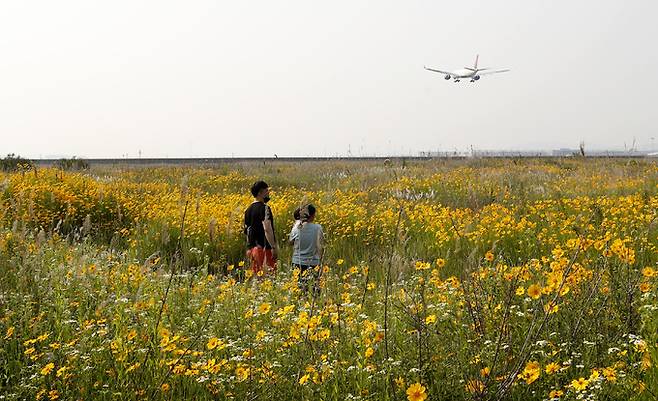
[247,246,277,274]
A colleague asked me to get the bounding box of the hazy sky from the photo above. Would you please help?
[1,0,657,158]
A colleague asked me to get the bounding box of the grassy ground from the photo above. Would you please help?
[1,158,657,400]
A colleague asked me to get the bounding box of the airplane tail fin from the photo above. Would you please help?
[473,54,479,70]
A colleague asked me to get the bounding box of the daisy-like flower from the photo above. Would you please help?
[406,382,428,401]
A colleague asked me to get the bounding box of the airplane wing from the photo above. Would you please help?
[479,69,510,76]
[424,66,451,75]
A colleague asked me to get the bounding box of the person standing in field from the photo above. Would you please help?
[289,204,324,293]
[244,181,278,275]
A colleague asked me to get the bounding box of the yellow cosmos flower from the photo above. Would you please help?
[527,284,542,299]
[258,302,271,314]
[545,362,560,374]
[206,337,222,350]
[40,362,55,376]
[406,382,428,401]
[571,377,589,391]
[4,326,14,339]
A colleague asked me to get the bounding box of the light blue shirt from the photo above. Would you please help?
[289,222,323,266]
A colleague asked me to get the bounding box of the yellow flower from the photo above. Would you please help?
[299,373,310,385]
[206,337,224,350]
[515,286,525,296]
[549,389,564,398]
[258,302,271,314]
[639,282,651,292]
[485,251,494,262]
[527,284,542,299]
[127,329,137,341]
[336,259,344,265]
[235,365,250,382]
[40,362,55,376]
[56,366,68,378]
[161,383,170,392]
[406,382,428,401]
[425,315,437,325]
[519,361,541,384]
[642,266,656,278]
[48,390,59,400]
[571,377,589,391]
[465,379,484,393]
[545,362,560,374]
[364,347,374,358]
[4,326,14,339]
[602,367,617,382]
[436,258,446,268]
[395,376,406,389]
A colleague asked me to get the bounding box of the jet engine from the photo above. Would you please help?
[444,75,451,80]
[472,75,480,81]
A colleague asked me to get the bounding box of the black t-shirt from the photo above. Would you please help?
[244,201,275,249]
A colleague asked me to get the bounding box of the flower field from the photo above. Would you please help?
[1,158,657,400]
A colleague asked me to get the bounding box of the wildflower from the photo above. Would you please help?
[602,367,617,382]
[299,373,310,385]
[527,284,542,299]
[48,390,59,400]
[364,347,374,358]
[258,302,271,314]
[207,337,222,350]
[395,376,406,389]
[545,362,560,374]
[406,382,428,401]
[127,329,137,341]
[56,366,68,378]
[571,377,589,391]
[40,362,55,376]
[515,286,525,296]
[436,258,446,268]
[639,282,651,292]
[336,259,344,265]
[465,379,484,393]
[518,361,540,384]
[161,383,170,392]
[4,326,14,339]
[642,267,656,278]
[235,365,249,382]
[485,251,494,262]
[415,261,431,270]
[549,389,564,398]
[425,314,437,325]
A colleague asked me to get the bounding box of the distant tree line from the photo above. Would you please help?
[1,154,89,172]
[55,157,89,171]
[1,154,33,172]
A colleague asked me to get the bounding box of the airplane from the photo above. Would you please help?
[424,55,509,83]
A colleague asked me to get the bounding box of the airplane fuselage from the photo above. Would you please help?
[451,68,476,78]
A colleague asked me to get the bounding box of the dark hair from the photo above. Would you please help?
[307,204,316,217]
[250,181,268,197]
[293,207,301,220]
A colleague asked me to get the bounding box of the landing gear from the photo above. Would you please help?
[454,79,460,83]
[470,79,475,82]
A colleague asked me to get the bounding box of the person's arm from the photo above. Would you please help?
[262,207,278,257]
[316,225,324,261]
[288,222,299,245]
